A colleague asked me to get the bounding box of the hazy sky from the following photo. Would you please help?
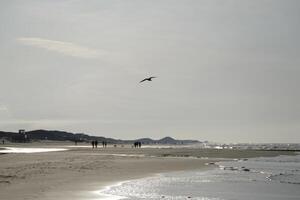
[1,0,299,142]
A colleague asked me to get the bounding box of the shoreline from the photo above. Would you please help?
[97,154,300,200]
[69,164,220,200]
[0,145,297,200]
[94,165,220,200]
[41,158,216,200]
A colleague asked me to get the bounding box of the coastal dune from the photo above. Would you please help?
[0,145,295,200]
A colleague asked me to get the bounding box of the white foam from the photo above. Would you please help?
[0,147,68,153]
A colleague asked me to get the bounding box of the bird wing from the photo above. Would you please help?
[150,76,157,79]
[139,78,148,83]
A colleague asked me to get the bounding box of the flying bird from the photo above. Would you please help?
[139,76,157,83]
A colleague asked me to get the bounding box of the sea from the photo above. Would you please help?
[98,153,300,200]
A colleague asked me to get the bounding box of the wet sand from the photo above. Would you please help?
[0,143,295,200]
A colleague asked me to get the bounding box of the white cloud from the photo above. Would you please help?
[17,37,105,58]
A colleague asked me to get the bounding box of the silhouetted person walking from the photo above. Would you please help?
[102,141,107,148]
[91,141,95,148]
[95,140,98,148]
[134,141,141,148]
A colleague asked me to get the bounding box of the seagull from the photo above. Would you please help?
[139,76,157,83]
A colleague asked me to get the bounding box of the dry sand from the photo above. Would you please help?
[0,143,295,200]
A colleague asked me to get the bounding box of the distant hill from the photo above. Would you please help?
[137,136,199,145]
[159,136,177,144]
[0,129,200,145]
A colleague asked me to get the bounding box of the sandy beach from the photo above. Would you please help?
[0,143,296,200]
